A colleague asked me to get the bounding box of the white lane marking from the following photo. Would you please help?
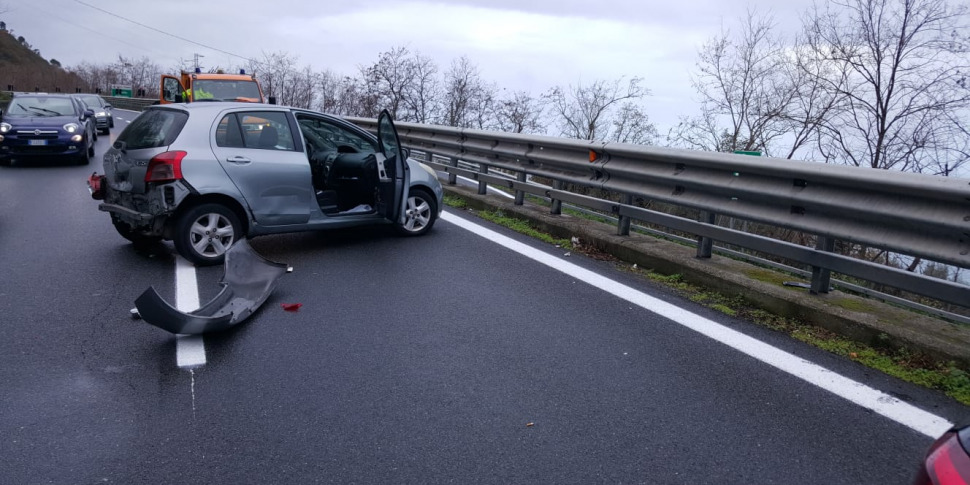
[175,256,206,368]
[441,211,953,438]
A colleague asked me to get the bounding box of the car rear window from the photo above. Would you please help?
[118,108,188,150]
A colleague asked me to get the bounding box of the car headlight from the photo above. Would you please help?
[96,111,107,117]
[63,123,80,133]
[0,122,10,134]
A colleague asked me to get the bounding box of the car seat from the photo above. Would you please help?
[257,126,279,149]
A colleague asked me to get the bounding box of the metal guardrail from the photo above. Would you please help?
[348,117,970,311]
[101,96,156,111]
[0,90,156,112]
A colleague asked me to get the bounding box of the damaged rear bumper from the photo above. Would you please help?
[134,239,287,335]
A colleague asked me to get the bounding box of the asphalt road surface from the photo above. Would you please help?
[1,109,967,484]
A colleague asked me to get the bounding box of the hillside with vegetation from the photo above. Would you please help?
[0,25,83,93]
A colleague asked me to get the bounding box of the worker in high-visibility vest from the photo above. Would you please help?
[181,86,212,102]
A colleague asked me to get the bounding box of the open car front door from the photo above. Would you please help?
[376,109,409,223]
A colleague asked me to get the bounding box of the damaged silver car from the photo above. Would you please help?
[88,104,443,265]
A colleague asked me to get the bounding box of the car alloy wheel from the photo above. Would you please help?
[174,203,241,266]
[396,189,436,236]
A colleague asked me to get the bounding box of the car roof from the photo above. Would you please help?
[151,102,291,114]
[12,92,74,99]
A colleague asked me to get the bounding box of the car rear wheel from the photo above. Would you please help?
[395,189,437,236]
[173,203,242,266]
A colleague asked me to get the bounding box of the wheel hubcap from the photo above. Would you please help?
[403,196,430,232]
[189,213,234,257]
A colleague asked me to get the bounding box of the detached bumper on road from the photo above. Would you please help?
[134,239,288,334]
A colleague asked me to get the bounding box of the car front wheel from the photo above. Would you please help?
[76,145,91,165]
[173,203,242,266]
[395,189,437,236]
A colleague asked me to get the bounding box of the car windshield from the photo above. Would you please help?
[193,80,261,101]
[78,96,104,108]
[6,97,76,117]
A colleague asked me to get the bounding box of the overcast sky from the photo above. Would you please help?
[2,0,816,131]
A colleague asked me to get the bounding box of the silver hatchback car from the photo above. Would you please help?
[88,103,443,265]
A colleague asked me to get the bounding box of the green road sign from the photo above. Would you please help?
[110,85,132,98]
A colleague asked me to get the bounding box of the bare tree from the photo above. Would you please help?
[611,102,658,144]
[804,0,970,173]
[315,70,345,114]
[284,65,318,109]
[671,11,798,155]
[493,90,545,134]
[404,53,439,123]
[113,55,164,97]
[361,46,416,121]
[442,56,494,128]
[315,71,377,116]
[252,51,298,106]
[543,77,650,141]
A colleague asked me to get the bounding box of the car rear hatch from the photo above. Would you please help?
[104,108,189,194]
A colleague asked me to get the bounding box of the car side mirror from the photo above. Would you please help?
[402,147,411,160]
[104,104,112,109]
[83,109,95,119]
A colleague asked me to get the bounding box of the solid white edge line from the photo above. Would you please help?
[175,256,206,368]
[441,210,953,439]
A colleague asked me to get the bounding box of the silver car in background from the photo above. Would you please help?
[88,103,443,265]
[74,94,114,135]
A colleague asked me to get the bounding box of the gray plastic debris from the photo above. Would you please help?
[782,281,812,289]
[134,239,288,335]
[130,308,141,320]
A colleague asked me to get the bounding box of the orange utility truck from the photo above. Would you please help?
[159,68,267,104]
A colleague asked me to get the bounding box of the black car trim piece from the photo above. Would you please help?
[134,238,288,335]
[97,203,155,222]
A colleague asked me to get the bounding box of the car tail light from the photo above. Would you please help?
[145,151,187,183]
[914,431,970,485]
[87,172,104,200]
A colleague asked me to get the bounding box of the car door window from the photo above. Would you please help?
[296,115,376,154]
[215,114,245,148]
[240,112,295,151]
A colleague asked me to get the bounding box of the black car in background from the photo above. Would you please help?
[74,94,113,135]
[0,93,96,166]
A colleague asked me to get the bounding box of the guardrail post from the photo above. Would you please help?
[618,194,633,236]
[696,211,716,258]
[551,180,563,215]
[448,157,458,185]
[478,163,488,195]
[514,172,527,205]
[811,236,836,294]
